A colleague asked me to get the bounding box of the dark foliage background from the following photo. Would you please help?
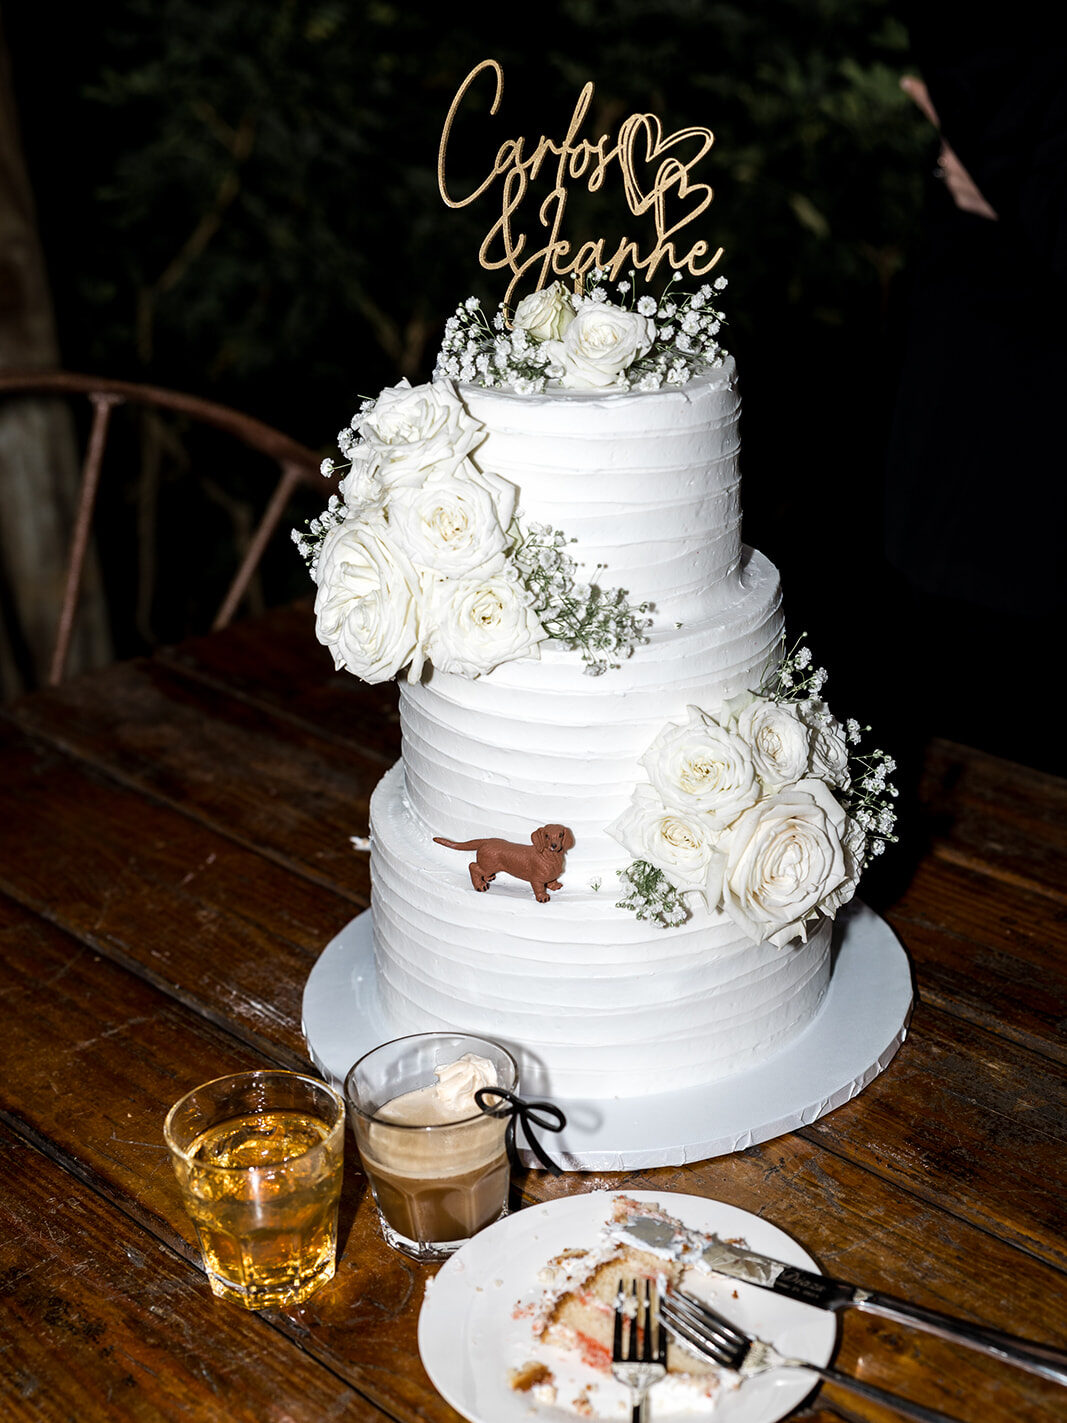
[7,0,933,730]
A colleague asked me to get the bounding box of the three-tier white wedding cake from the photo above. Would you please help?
[300,278,894,1105]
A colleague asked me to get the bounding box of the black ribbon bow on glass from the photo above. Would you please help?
[475,1086,567,1176]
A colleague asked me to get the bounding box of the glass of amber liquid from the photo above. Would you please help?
[164,1069,345,1309]
[345,1033,517,1263]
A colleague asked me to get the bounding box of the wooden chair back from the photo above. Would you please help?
[0,371,323,684]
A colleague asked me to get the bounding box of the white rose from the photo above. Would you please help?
[821,815,865,917]
[337,450,384,518]
[359,379,484,490]
[426,570,546,678]
[720,779,850,948]
[542,303,655,389]
[640,705,760,829]
[720,687,756,723]
[512,281,576,342]
[313,519,424,684]
[607,784,724,901]
[388,466,515,578]
[734,697,812,789]
[800,699,851,790]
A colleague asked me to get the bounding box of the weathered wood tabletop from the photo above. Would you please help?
[1,600,1064,1422]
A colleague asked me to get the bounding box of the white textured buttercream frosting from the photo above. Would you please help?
[372,764,831,1098]
[461,363,741,629]
[368,367,833,1101]
[402,549,782,860]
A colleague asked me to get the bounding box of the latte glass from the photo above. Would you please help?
[345,1033,517,1262]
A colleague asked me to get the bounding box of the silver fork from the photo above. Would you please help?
[612,1278,667,1423]
[660,1287,966,1423]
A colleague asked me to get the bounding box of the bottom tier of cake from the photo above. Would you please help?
[370,763,833,1100]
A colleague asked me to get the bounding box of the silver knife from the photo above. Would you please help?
[614,1214,1067,1386]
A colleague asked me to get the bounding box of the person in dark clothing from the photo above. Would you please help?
[884,8,1066,773]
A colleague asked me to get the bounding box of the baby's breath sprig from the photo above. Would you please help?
[291,393,380,573]
[510,522,652,675]
[291,492,346,574]
[757,633,828,701]
[616,860,690,928]
[433,271,728,394]
[758,634,899,863]
[435,296,557,392]
[842,748,899,857]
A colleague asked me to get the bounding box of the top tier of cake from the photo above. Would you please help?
[461,359,741,628]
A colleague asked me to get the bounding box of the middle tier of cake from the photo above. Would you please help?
[400,545,783,872]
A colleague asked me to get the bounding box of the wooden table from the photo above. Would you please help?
[1,600,1064,1423]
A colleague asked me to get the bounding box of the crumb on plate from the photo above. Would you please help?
[509,1361,554,1393]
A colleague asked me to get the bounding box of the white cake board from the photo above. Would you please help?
[302,899,912,1171]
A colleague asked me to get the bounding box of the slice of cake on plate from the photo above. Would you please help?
[511,1195,729,1416]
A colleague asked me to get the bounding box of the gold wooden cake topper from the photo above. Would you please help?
[438,58,724,309]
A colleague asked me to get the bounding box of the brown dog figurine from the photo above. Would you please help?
[433,825,575,902]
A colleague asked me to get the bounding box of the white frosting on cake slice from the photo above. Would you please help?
[510,1194,727,1414]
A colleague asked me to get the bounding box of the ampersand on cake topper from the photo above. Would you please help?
[437,58,724,310]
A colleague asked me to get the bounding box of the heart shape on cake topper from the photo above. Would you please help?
[618,112,715,226]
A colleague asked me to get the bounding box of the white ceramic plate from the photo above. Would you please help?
[418,1189,837,1422]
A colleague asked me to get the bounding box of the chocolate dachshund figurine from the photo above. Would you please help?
[433,824,575,902]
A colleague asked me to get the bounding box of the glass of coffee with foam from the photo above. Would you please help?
[344,1033,517,1262]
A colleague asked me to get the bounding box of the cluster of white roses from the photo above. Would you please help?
[434,271,728,394]
[294,378,653,683]
[608,675,896,948]
[294,379,546,684]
